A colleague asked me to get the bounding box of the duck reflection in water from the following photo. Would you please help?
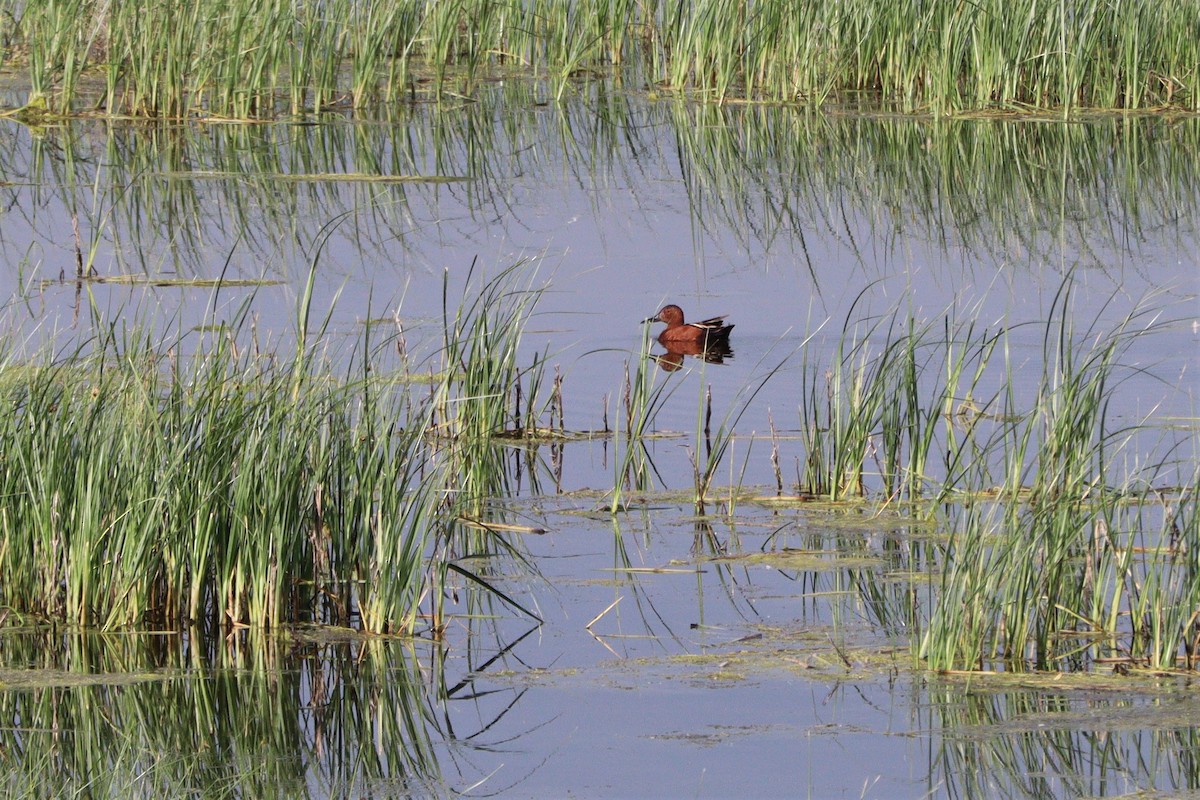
[643,304,734,371]
[650,337,735,371]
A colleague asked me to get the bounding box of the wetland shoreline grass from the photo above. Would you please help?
[2,0,1196,118]
[811,284,1199,671]
[0,266,1195,674]
[0,266,557,634]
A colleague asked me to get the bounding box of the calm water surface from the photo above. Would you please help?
[1,85,1198,797]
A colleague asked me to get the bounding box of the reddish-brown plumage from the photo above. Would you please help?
[643,304,734,345]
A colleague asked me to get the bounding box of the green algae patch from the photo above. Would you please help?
[0,95,62,127]
[494,427,600,443]
[280,624,413,645]
[622,624,913,686]
[706,549,887,572]
[636,646,896,685]
[744,494,877,512]
[646,724,787,746]
[480,666,586,689]
[0,667,176,691]
[931,668,1200,695]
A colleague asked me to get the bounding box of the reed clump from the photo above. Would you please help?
[797,299,1001,503]
[2,0,1195,118]
[919,286,1199,672]
[608,326,679,513]
[792,281,1197,671]
[0,325,434,632]
[0,266,554,634]
[433,260,551,514]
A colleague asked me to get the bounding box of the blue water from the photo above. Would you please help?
[1,87,1198,798]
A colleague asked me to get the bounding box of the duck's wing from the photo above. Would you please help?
[690,315,729,330]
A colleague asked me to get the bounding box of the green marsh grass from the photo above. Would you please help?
[797,299,1000,504]
[0,261,554,634]
[785,279,1197,671]
[608,323,683,513]
[597,275,1196,674]
[916,286,1197,671]
[424,261,553,630]
[0,318,431,631]
[434,259,550,512]
[3,0,1196,117]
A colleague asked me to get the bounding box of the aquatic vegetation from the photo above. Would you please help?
[0,236,1193,677]
[612,273,1188,675]
[0,261,1194,799]
[598,268,1198,673]
[919,286,1200,671]
[922,482,1199,672]
[0,263,555,633]
[2,0,1195,117]
[790,281,1198,671]
[0,24,1195,796]
[433,258,551,513]
[797,297,999,503]
[0,317,426,631]
[608,325,681,513]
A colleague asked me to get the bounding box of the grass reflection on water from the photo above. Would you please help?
[1,89,1196,286]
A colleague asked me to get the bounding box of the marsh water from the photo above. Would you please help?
[1,83,1198,797]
